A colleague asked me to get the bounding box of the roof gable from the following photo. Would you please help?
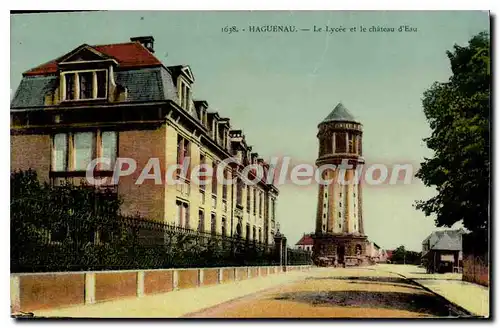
[168,65,195,84]
[181,66,195,82]
[59,44,110,63]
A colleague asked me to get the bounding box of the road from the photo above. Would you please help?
[184,266,469,318]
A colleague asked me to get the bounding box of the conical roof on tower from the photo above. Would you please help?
[320,103,359,124]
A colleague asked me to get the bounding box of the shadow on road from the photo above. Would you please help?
[346,280,423,292]
[273,290,459,317]
[278,276,465,317]
[307,275,421,286]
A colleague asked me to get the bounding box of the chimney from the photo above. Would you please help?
[130,36,155,53]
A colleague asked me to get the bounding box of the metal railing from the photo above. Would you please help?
[11,213,292,273]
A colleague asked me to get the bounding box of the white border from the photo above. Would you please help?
[4,3,498,327]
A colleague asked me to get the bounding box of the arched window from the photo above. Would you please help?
[355,244,362,256]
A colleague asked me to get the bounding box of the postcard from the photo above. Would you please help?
[10,10,490,319]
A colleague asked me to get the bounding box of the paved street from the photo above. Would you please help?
[33,265,486,318]
[185,267,471,318]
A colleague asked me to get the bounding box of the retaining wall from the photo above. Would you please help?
[11,265,311,313]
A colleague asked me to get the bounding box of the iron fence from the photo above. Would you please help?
[11,214,288,273]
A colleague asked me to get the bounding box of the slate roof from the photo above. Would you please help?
[423,229,464,252]
[11,75,59,108]
[11,67,178,109]
[321,103,359,124]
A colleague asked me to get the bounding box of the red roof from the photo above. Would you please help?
[296,234,314,246]
[23,42,162,76]
[386,250,394,259]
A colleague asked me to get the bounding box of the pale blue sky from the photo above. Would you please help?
[10,11,489,251]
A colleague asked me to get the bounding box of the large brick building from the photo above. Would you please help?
[10,36,279,245]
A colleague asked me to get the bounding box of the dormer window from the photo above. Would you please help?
[178,79,191,111]
[62,69,108,101]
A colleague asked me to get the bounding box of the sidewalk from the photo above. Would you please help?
[31,269,313,318]
[376,264,490,317]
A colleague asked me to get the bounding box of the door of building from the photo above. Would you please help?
[338,245,345,264]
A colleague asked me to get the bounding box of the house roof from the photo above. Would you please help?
[11,66,178,108]
[320,103,359,124]
[23,42,162,76]
[424,229,463,252]
[296,234,314,246]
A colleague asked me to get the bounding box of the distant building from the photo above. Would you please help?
[295,234,313,252]
[385,250,394,263]
[366,241,388,263]
[421,229,464,273]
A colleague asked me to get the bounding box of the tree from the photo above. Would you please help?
[415,32,490,237]
[391,245,406,264]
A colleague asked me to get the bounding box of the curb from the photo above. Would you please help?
[388,271,483,318]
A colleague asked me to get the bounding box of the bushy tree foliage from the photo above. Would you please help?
[416,32,490,236]
[11,170,302,272]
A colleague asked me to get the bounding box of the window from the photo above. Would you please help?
[51,130,117,173]
[258,228,262,243]
[199,154,206,191]
[323,136,332,154]
[198,210,204,232]
[253,188,256,215]
[211,213,216,235]
[246,185,251,213]
[259,192,263,217]
[177,135,190,180]
[100,131,117,170]
[348,134,355,153]
[236,178,243,206]
[176,200,189,228]
[52,133,68,171]
[271,198,276,221]
[179,80,191,110]
[335,133,346,153]
[221,217,226,237]
[222,169,229,200]
[80,72,93,99]
[96,71,107,98]
[338,211,342,218]
[73,132,94,171]
[63,70,107,101]
[211,162,218,195]
[65,74,75,100]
